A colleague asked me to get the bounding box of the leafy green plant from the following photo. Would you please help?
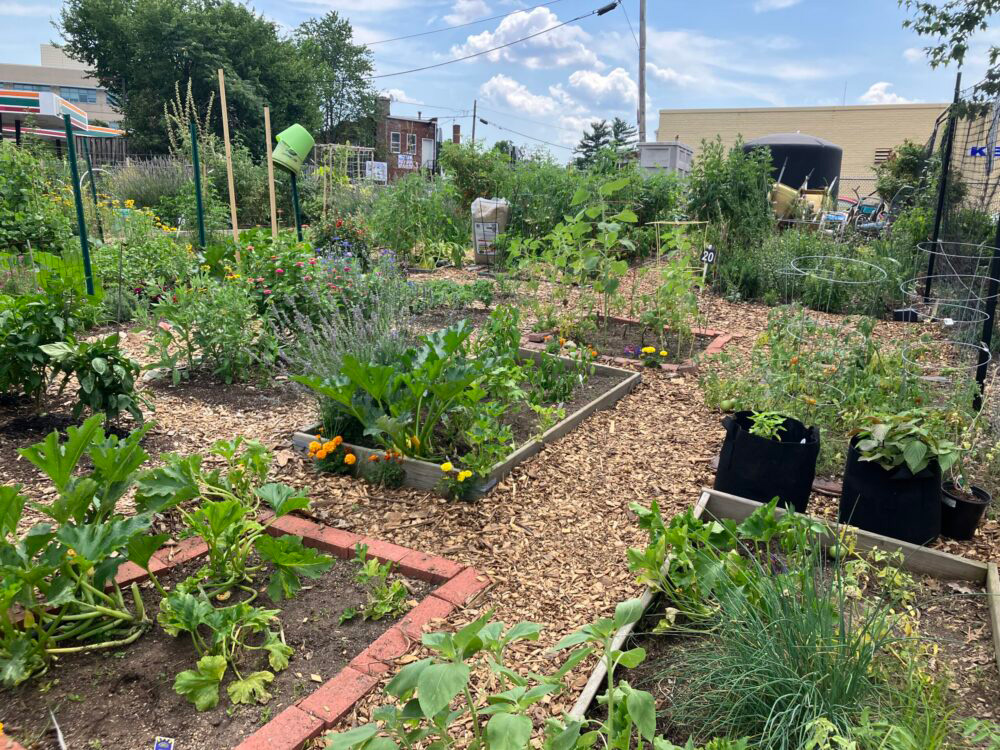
[42,333,149,423]
[525,348,593,405]
[747,411,786,441]
[146,275,275,384]
[0,415,166,687]
[136,439,333,601]
[348,544,410,622]
[159,594,291,710]
[293,320,485,459]
[0,288,87,404]
[359,450,406,489]
[852,409,961,475]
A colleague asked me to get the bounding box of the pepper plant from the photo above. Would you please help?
[0,415,167,687]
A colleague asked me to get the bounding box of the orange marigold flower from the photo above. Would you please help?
[368,454,379,462]
[316,449,328,460]
[323,440,336,452]
[344,453,357,465]
[308,441,321,452]
[332,436,343,448]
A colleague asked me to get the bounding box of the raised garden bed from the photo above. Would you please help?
[292,348,641,497]
[2,516,488,750]
[570,487,1000,722]
[524,315,733,374]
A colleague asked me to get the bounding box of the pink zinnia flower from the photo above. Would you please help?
[246,245,255,252]
[305,275,313,281]
[295,261,304,267]
[308,259,317,265]
[263,289,272,295]
[275,268,284,274]
[158,321,172,332]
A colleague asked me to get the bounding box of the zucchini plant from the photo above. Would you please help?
[0,415,167,687]
[135,437,334,710]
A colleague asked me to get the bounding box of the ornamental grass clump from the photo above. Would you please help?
[647,519,949,750]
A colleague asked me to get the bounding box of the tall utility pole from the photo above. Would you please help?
[638,0,646,143]
[471,99,477,144]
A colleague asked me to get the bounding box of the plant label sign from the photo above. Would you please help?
[153,738,175,750]
[701,245,717,265]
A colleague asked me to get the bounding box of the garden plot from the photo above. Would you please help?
[5,554,431,750]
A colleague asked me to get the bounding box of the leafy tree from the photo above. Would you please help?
[493,139,518,162]
[574,119,612,168]
[902,0,1000,96]
[59,0,321,155]
[439,141,511,208]
[294,12,376,145]
[610,116,638,154]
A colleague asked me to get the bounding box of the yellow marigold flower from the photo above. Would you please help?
[124,199,135,208]
[441,461,453,473]
[457,470,473,481]
[641,346,656,354]
[308,450,316,458]
[323,440,336,452]
[316,449,328,460]
[308,441,321,452]
[344,453,357,465]
[660,350,668,357]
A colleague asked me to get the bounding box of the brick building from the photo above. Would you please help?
[656,103,948,194]
[376,96,440,182]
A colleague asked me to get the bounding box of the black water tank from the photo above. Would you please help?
[743,132,843,190]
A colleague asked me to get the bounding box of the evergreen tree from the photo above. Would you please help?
[610,116,638,154]
[574,119,612,168]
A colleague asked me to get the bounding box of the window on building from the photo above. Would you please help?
[874,148,893,165]
[60,86,97,104]
[106,91,121,108]
[407,133,417,154]
[10,83,48,92]
[390,131,401,153]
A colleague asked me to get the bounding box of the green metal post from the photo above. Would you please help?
[81,137,105,243]
[190,118,207,249]
[63,115,95,296]
[290,173,303,242]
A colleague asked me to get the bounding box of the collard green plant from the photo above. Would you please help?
[0,415,166,687]
[851,409,962,475]
[42,333,149,423]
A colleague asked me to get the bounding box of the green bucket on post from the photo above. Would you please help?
[273,124,314,175]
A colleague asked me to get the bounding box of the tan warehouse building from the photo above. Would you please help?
[656,103,949,195]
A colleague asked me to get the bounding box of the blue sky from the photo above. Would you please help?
[1,0,995,155]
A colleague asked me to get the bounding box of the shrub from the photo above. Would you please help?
[107,158,190,211]
[368,174,466,258]
[439,140,512,209]
[0,142,74,254]
[146,275,275,384]
[0,287,89,402]
[687,136,773,255]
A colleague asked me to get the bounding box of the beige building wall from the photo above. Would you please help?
[657,103,948,194]
[0,44,119,125]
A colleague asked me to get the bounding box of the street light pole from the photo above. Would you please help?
[638,0,646,143]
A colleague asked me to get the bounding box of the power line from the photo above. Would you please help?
[619,0,639,49]
[477,104,580,134]
[476,116,573,150]
[366,0,571,46]
[372,1,619,79]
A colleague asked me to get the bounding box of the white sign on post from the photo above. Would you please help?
[365,161,387,183]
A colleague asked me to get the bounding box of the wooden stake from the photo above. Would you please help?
[217,68,240,258]
[263,106,278,240]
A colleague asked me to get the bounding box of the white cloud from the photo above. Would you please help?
[858,81,915,104]
[384,88,423,104]
[451,7,602,70]
[444,0,489,25]
[0,2,56,16]
[753,0,801,11]
[291,0,414,10]
[480,74,560,115]
[903,47,924,63]
[568,67,638,107]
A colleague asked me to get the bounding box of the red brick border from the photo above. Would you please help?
[6,516,487,750]
[524,315,735,375]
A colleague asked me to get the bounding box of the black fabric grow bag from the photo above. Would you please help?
[838,439,941,545]
[713,411,820,512]
[941,482,991,541]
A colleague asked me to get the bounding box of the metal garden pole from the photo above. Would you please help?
[81,137,105,243]
[925,71,962,302]
[63,115,95,296]
[290,173,303,242]
[189,118,207,249]
[974,222,1000,410]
